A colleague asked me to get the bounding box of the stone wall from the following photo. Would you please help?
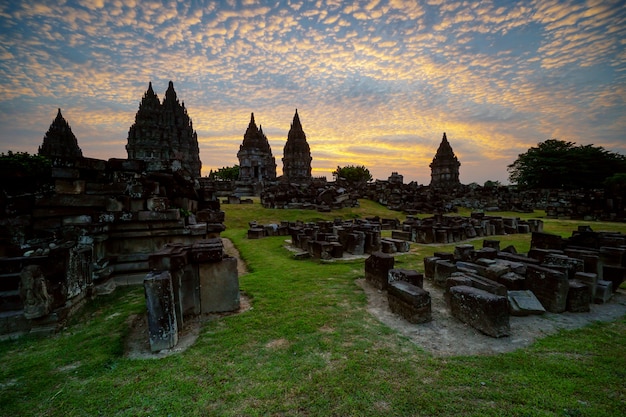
[0,156,226,337]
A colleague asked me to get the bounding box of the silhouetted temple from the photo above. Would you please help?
[237,113,276,182]
[126,81,201,177]
[38,108,83,159]
[429,132,461,188]
[282,109,312,182]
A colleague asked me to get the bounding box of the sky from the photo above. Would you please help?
[1,0,625,185]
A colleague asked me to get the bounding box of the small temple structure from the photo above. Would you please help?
[429,132,461,188]
[282,109,312,182]
[126,81,201,177]
[38,109,83,159]
[237,113,276,183]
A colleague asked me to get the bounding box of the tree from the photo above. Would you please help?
[332,165,372,183]
[507,139,626,189]
[209,165,239,181]
[0,151,52,194]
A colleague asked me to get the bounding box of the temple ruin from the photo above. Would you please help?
[234,113,277,196]
[126,81,202,178]
[282,109,312,182]
[38,109,83,159]
[430,132,461,188]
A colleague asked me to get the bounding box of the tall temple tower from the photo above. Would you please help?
[38,108,83,159]
[237,113,276,182]
[282,109,312,182]
[126,81,201,177]
[429,132,461,188]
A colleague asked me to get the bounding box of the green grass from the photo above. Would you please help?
[1,200,625,416]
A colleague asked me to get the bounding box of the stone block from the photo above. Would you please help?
[601,265,625,293]
[567,280,591,313]
[144,271,178,352]
[449,285,510,337]
[199,256,240,313]
[434,260,457,287]
[365,252,394,290]
[484,263,511,282]
[391,230,411,241]
[191,238,223,263]
[247,228,265,239]
[508,290,545,316]
[388,268,423,288]
[387,281,431,324]
[543,254,584,279]
[531,232,563,250]
[54,179,86,194]
[497,271,526,291]
[423,256,440,280]
[149,244,188,271]
[137,209,180,221]
[574,272,598,300]
[381,238,410,253]
[594,280,613,304]
[526,265,569,313]
[454,244,475,261]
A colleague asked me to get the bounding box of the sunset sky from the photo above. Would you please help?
[1,0,624,184]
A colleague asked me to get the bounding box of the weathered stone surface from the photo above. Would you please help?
[594,279,613,304]
[144,270,178,352]
[449,285,510,337]
[434,260,457,287]
[531,232,563,250]
[19,265,52,319]
[497,271,526,291]
[199,256,240,313]
[567,280,591,313]
[574,271,598,300]
[191,238,223,263]
[388,268,423,288]
[526,265,569,313]
[423,256,440,280]
[508,290,545,316]
[430,133,460,188]
[454,244,475,261]
[365,252,394,290]
[601,265,625,293]
[387,280,431,324]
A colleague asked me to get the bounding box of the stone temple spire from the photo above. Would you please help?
[429,132,461,188]
[126,81,202,177]
[282,109,312,182]
[38,108,83,159]
[237,112,276,183]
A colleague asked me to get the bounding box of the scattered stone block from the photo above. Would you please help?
[594,280,613,304]
[526,265,569,313]
[247,228,265,239]
[508,290,545,316]
[574,271,598,300]
[567,280,591,312]
[601,265,625,293]
[387,281,431,324]
[434,260,457,287]
[388,268,423,288]
[365,252,394,290]
[448,285,510,337]
[423,256,440,280]
[497,272,526,291]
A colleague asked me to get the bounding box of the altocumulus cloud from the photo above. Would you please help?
[0,0,624,184]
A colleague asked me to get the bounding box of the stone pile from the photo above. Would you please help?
[364,226,624,338]
[247,217,406,260]
[392,213,543,245]
[365,252,432,324]
[260,179,360,211]
[144,239,239,352]
[0,156,226,337]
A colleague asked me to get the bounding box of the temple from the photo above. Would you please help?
[237,113,276,182]
[429,132,461,188]
[38,109,83,159]
[282,109,312,182]
[126,81,201,177]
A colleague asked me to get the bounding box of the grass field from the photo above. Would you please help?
[1,200,625,416]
